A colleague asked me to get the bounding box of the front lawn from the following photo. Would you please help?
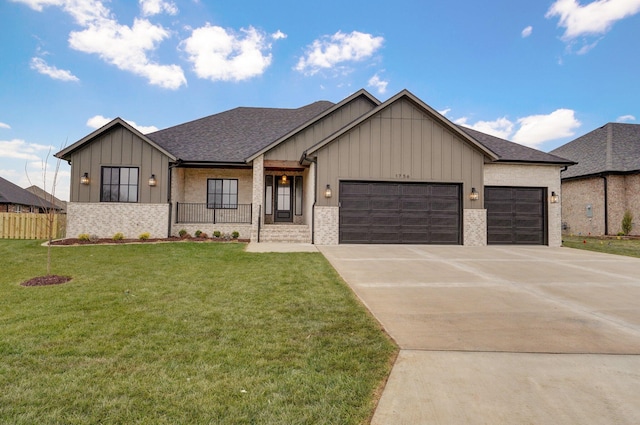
[0,240,396,425]
[563,235,640,258]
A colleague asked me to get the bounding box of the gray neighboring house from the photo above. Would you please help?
[26,185,67,213]
[0,176,58,213]
[550,122,640,236]
[56,89,572,246]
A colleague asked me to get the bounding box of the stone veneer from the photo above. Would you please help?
[314,206,339,245]
[463,209,487,246]
[251,155,264,241]
[67,202,169,239]
[484,163,562,247]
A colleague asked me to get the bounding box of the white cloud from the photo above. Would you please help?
[272,30,287,40]
[455,116,514,140]
[30,57,79,82]
[69,18,186,89]
[455,109,581,148]
[0,122,10,129]
[139,0,178,16]
[181,24,274,82]
[521,26,533,37]
[0,139,54,161]
[14,0,186,89]
[295,31,384,75]
[367,73,388,94]
[617,114,636,122]
[86,115,158,133]
[546,0,640,40]
[512,109,581,147]
[438,108,451,116]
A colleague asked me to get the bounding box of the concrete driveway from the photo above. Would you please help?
[318,245,640,424]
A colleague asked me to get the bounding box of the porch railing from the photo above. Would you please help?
[176,203,252,224]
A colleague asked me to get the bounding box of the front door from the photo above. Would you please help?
[275,176,293,222]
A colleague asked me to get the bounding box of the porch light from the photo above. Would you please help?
[550,191,559,203]
[469,187,479,201]
[281,175,287,184]
[324,184,332,198]
[148,174,157,187]
[80,172,90,185]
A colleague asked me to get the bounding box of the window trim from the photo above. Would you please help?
[207,178,238,209]
[100,166,139,203]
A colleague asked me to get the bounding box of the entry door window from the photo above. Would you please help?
[275,176,293,221]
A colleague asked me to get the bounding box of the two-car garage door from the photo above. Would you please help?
[339,181,461,244]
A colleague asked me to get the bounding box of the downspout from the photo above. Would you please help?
[602,175,608,235]
[300,152,317,244]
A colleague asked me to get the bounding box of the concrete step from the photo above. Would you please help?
[259,225,311,243]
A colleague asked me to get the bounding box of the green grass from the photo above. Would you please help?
[563,235,640,258]
[0,240,397,425]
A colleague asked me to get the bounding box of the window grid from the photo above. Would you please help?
[207,179,238,209]
[101,167,139,203]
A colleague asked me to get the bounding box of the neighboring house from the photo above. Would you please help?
[26,185,67,213]
[550,123,640,236]
[55,89,572,246]
[0,176,59,213]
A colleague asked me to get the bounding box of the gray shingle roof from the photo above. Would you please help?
[457,126,574,165]
[146,101,335,163]
[0,176,58,209]
[549,123,640,179]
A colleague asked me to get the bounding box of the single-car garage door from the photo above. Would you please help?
[339,181,461,244]
[485,186,546,245]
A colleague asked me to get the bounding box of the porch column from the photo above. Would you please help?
[251,155,264,242]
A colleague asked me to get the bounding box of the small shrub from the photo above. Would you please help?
[617,231,626,237]
[213,230,221,238]
[194,230,202,238]
[199,232,208,239]
[89,234,99,242]
[622,210,633,235]
[139,232,150,240]
[78,233,90,241]
[232,231,239,239]
[112,232,124,241]
[178,229,188,238]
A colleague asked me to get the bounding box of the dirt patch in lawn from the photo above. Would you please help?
[21,275,72,286]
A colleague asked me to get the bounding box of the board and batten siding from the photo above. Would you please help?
[69,125,170,204]
[314,98,485,209]
[265,96,377,162]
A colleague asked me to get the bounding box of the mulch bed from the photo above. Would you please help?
[21,275,72,287]
[49,237,250,246]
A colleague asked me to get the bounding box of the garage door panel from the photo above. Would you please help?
[486,186,546,245]
[339,181,461,244]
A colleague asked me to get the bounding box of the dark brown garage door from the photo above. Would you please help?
[485,186,546,245]
[339,181,461,244]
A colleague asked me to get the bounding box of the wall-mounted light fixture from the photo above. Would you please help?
[281,175,287,184]
[550,191,559,203]
[80,172,90,185]
[469,187,479,201]
[148,174,157,187]
[324,184,332,198]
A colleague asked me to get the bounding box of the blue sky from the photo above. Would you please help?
[1,0,639,201]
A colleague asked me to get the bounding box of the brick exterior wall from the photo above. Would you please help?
[563,174,640,236]
[484,163,562,247]
[463,209,487,246]
[314,206,339,245]
[67,202,169,239]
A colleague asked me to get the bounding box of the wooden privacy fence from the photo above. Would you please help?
[0,213,66,240]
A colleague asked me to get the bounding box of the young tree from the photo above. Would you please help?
[622,209,634,236]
